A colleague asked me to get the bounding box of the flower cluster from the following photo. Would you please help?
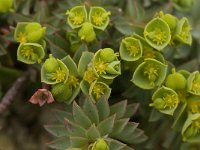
[66,5,110,43]
[79,48,120,102]
[14,22,46,64]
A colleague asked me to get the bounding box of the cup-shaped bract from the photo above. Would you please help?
[14,22,46,44]
[120,37,143,61]
[0,0,13,13]
[187,71,200,96]
[182,113,200,143]
[174,17,192,46]
[91,139,109,150]
[150,86,179,115]
[93,49,121,80]
[41,56,69,85]
[89,6,111,30]
[66,5,87,29]
[144,18,171,51]
[17,43,45,64]
[132,34,165,63]
[131,58,167,89]
[187,95,200,114]
[78,22,96,43]
[89,81,111,102]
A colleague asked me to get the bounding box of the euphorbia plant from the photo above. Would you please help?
[1,0,200,149]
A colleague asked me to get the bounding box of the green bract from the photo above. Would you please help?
[17,43,45,64]
[161,14,178,33]
[182,113,200,143]
[131,58,167,89]
[132,34,165,63]
[187,71,200,96]
[89,6,111,30]
[165,70,187,90]
[120,37,143,61]
[150,86,179,115]
[41,56,69,85]
[66,5,87,29]
[78,22,96,43]
[186,95,200,114]
[93,49,121,80]
[174,17,192,45]
[89,81,111,102]
[0,0,13,13]
[92,139,109,150]
[14,22,46,44]
[144,18,171,51]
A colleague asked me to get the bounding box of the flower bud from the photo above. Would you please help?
[149,98,165,110]
[173,0,194,11]
[78,22,96,43]
[100,48,116,63]
[43,55,59,73]
[0,0,13,13]
[51,83,72,102]
[92,139,109,150]
[25,23,46,42]
[165,71,187,90]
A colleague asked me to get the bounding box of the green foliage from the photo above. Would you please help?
[1,0,200,150]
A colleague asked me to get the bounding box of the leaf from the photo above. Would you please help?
[86,124,101,140]
[97,115,116,136]
[62,55,79,75]
[106,138,126,150]
[0,44,7,56]
[114,17,135,35]
[73,43,88,64]
[64,118,86,137]
[70,136,89,147]
[96,96,110,121]
[48,137,70,150]
[110,118,129,137]
[83,98,99,125]
[72,102,92,128]
[53,109,74,123]
[110,100,127,119]
[123,103,139,118]
[44,125,68,137]
[78,51,94,77]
